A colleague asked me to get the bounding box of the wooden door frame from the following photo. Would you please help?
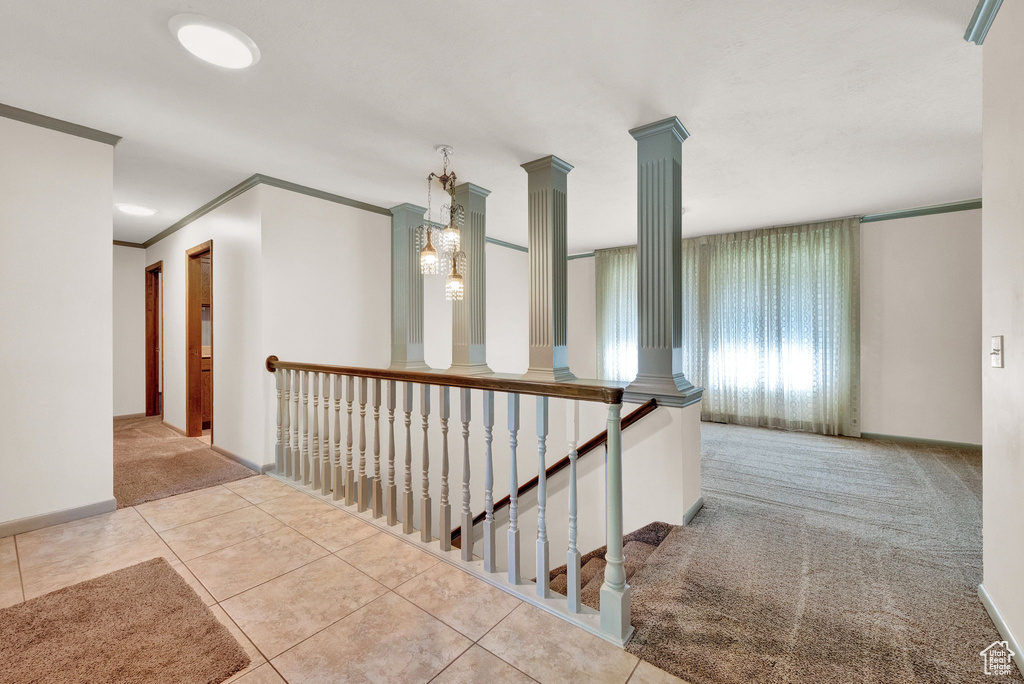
[145,261,163,417]
[185,240,213,438]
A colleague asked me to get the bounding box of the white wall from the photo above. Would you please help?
[144,187,264,464]
[260,185,391,467]
[982,3,1024,658]
[860,210,982,444]
[0,118,114,525]
[568,256,598,379]
[113,245,146,416]
[486,244,530,373]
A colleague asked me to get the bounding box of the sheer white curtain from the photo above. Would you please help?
[681,218,861,436]
[595,247,638,382]
[595,219,861,436]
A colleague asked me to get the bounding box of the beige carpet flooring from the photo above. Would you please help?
[114,416,256,508]
[0,558,249,684]
[625,423,1019,684]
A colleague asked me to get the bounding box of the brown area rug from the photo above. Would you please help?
[624,423,1020,684]
[0,557,249,684]
[115,416,255,508]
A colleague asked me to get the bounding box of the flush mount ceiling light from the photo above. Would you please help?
[115,203,157,217]
[169,14,260,69]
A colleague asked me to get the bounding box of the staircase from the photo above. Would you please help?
[548,521,675,610]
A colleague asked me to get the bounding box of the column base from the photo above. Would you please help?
[521,367,577,382]
[623,373,703,407]
[446,363,493,376]
[389,360,431,371]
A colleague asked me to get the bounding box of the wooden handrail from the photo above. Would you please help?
[265,356,625,404]
[451,398,658,544]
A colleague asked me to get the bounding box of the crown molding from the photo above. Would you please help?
[141,174,391,249]
[485,237,528,253]
[861,198,981,223]
[0,102,121,146]
[113,240,145,249]
[965,0,1003,45]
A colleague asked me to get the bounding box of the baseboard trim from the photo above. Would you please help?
[0,498,118,537]
[683,496,704,525]
[113,412,146,420]
[209,444,261,474]
[860,432,982,451]
[260,463,277,474]
[979,583,1023,676]
[161,420,187,436]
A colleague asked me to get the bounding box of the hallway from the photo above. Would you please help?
[114,416,256,508]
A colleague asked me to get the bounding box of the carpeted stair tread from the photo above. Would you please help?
[549,573,568,595]
[580,557,606,585]
[622,540,658,580]
[549,520,675,582]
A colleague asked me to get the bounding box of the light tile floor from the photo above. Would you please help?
[0,476,686,683]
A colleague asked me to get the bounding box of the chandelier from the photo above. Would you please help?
[419,145,466,301]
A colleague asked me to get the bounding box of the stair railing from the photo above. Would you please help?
[266,355,633,645]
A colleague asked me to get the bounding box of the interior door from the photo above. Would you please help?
[186,240,212,438]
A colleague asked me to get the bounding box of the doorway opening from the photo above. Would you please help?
[186,240,213,439]
[145,261,163,417]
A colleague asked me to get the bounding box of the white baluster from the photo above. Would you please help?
[482,390,496,572]
[508,392,521,584]
[460,388,473,562]
[600,401,631,641]
[420,385,432,542]
[332,375,344,500]
[275,368,284,473]
[291,371,300,480]
[344,376,355,506]
[321,373,331,495]
[439,386,451,551]
[386,380,398,526]
[301,371,310,485]
[357,377,369,512]
[536,396,550,598]
[403,382,414,534]
[371,378,383,518]
[566,399,582,612]
[311,373,321,490]
[282,370,292,478]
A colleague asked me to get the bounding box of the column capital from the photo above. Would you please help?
[453,182,492,199]
[389,202,427,219]
[628,116,690,144]
[521,155,574,175]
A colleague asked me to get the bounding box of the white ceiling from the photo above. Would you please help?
[0,0,981,250]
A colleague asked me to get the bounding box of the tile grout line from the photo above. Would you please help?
[473,642,543,683]
[425,642,476,683]
[262,590,397,668]
[625,658,641,683]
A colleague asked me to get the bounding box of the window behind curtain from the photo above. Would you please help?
[596,218,861,436]
[595,247,638,382]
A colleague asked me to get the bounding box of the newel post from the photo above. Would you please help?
[600,401,633,643]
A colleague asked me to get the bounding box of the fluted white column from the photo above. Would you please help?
[390,203,429,370]
[624,117,702,407]
[449,183,492,375]
[521,155,575,382]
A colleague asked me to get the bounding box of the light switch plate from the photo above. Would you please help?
[991,335,1004,368]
